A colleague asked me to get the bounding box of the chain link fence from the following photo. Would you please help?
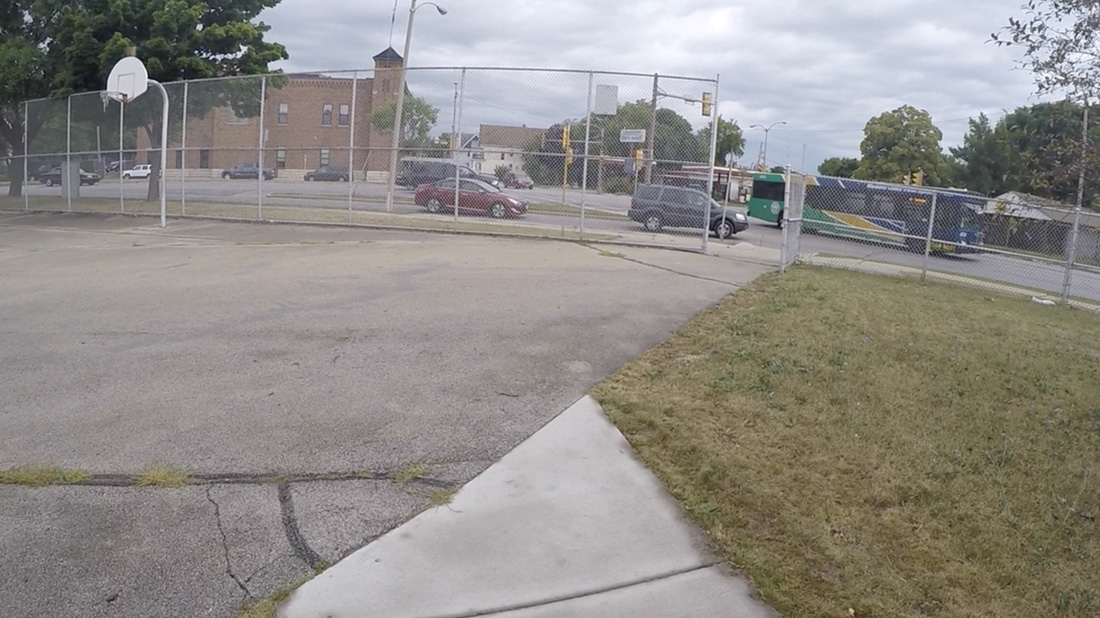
[768,171,1100,309]
[3,66,727,250]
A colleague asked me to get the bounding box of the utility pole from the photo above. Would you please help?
[646,73,658,183]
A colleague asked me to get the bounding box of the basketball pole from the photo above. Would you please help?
[147,79,168,228]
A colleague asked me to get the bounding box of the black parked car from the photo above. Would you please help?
[38,166,102,187]
[304,165,350,182]
[628,184,748,239]
[30,161,63,181]
[221,162,277,180]
[396,161,500,189]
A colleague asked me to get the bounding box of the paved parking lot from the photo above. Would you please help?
[0,212,770,617]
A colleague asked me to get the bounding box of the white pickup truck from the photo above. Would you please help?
[122,164,153,179]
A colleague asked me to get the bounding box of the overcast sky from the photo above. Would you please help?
[261,0,1047,172]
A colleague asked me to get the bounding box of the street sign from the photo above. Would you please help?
[594,85,618,115]
[620,129,646,143]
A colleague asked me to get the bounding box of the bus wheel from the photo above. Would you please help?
[776,211,784,230]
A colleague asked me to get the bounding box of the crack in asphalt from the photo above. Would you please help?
[277,482,326,572]
[0,470,458,488]
[205,486,254,602]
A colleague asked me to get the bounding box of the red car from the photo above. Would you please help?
[415,178,528,218]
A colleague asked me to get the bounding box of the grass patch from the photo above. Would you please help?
[427,487,457,507]
[134,464,194,488]
[592,266,1100,618]
[387,464,429,484]
[0,466,91,486]
[237,573,317,618]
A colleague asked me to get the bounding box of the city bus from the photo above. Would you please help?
[746,172,983,253]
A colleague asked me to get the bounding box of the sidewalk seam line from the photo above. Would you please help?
[431,561,722,618]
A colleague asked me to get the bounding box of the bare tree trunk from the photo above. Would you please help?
[142,124,160,202]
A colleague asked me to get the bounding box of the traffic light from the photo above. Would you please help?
[635,147,644,164]
[701,92,712,117]
[561,124,571,150]
[912,169,925,186]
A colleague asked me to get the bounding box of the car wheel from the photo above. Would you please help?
[222,173,231,180]
[45,178,55,187]
[341,176,348,182]
[643,213,664,232]
[122,173,130,180]
[426,198,442,214]
[490,202,507,219]
[714,218,735,240]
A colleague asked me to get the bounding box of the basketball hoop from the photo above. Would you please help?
[101,91,129,111]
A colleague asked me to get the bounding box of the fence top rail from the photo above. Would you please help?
[21,66,718,103]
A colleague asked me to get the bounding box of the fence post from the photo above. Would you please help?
[1061,105,1088,305]
[702,73,721,253]
[348,71,358,222]
[921,191,939,283]
[257,75,267,221]
[580,71,594,240]
[66,95,72,212]
[453,68,466,232]
[181,82,188,216]
[23,100,28,211]
[780,165,792,272]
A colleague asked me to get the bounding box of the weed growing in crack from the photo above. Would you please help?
[387,464,429,484]
[0,466,91,486]
[134,464,194,488]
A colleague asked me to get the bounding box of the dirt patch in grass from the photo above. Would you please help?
[592,266,1100,618]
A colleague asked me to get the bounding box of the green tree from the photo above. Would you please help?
[769,166,786,174]
[696,117,745,164]
[994,1,1100,101]
[853,105,945,185]
[369,95,440,153]
[947,113,1015,196]
[1,0,288,199]
[0,3,54,197]
[817,156,860,178]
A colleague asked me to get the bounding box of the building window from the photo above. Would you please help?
[199,149,210,169]
[227,106,248,125]
[320,148,330,166]
[175,150,183,168]
[278,103,288,125]
[321,104,332,126]
[380,78,391,94]
[276,148,286,169]
[339,104,350,127]
[500,153,505,160]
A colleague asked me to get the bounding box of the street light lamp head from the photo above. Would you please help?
[416,1,447,14]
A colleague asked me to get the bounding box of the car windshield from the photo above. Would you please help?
[468,179,501,193]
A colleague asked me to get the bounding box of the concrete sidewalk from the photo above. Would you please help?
[280,396,778,618]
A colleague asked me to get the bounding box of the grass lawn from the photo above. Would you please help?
[592,266,1100,618]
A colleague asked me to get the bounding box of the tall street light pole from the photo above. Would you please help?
[750,121,786,170]
[384,0,447,212]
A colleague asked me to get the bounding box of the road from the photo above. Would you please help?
[19,177,1100,302]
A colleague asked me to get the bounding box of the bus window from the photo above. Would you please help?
[751,180,785,202]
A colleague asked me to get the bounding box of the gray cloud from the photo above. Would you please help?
[260,0,1047,171]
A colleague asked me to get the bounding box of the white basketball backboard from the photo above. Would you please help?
[106,56,149,103]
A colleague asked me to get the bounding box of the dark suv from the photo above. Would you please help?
[628,184,749,239]
[397,161,500,188]
[221,162,277,180]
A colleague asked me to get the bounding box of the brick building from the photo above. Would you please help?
[140,47,407,181]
